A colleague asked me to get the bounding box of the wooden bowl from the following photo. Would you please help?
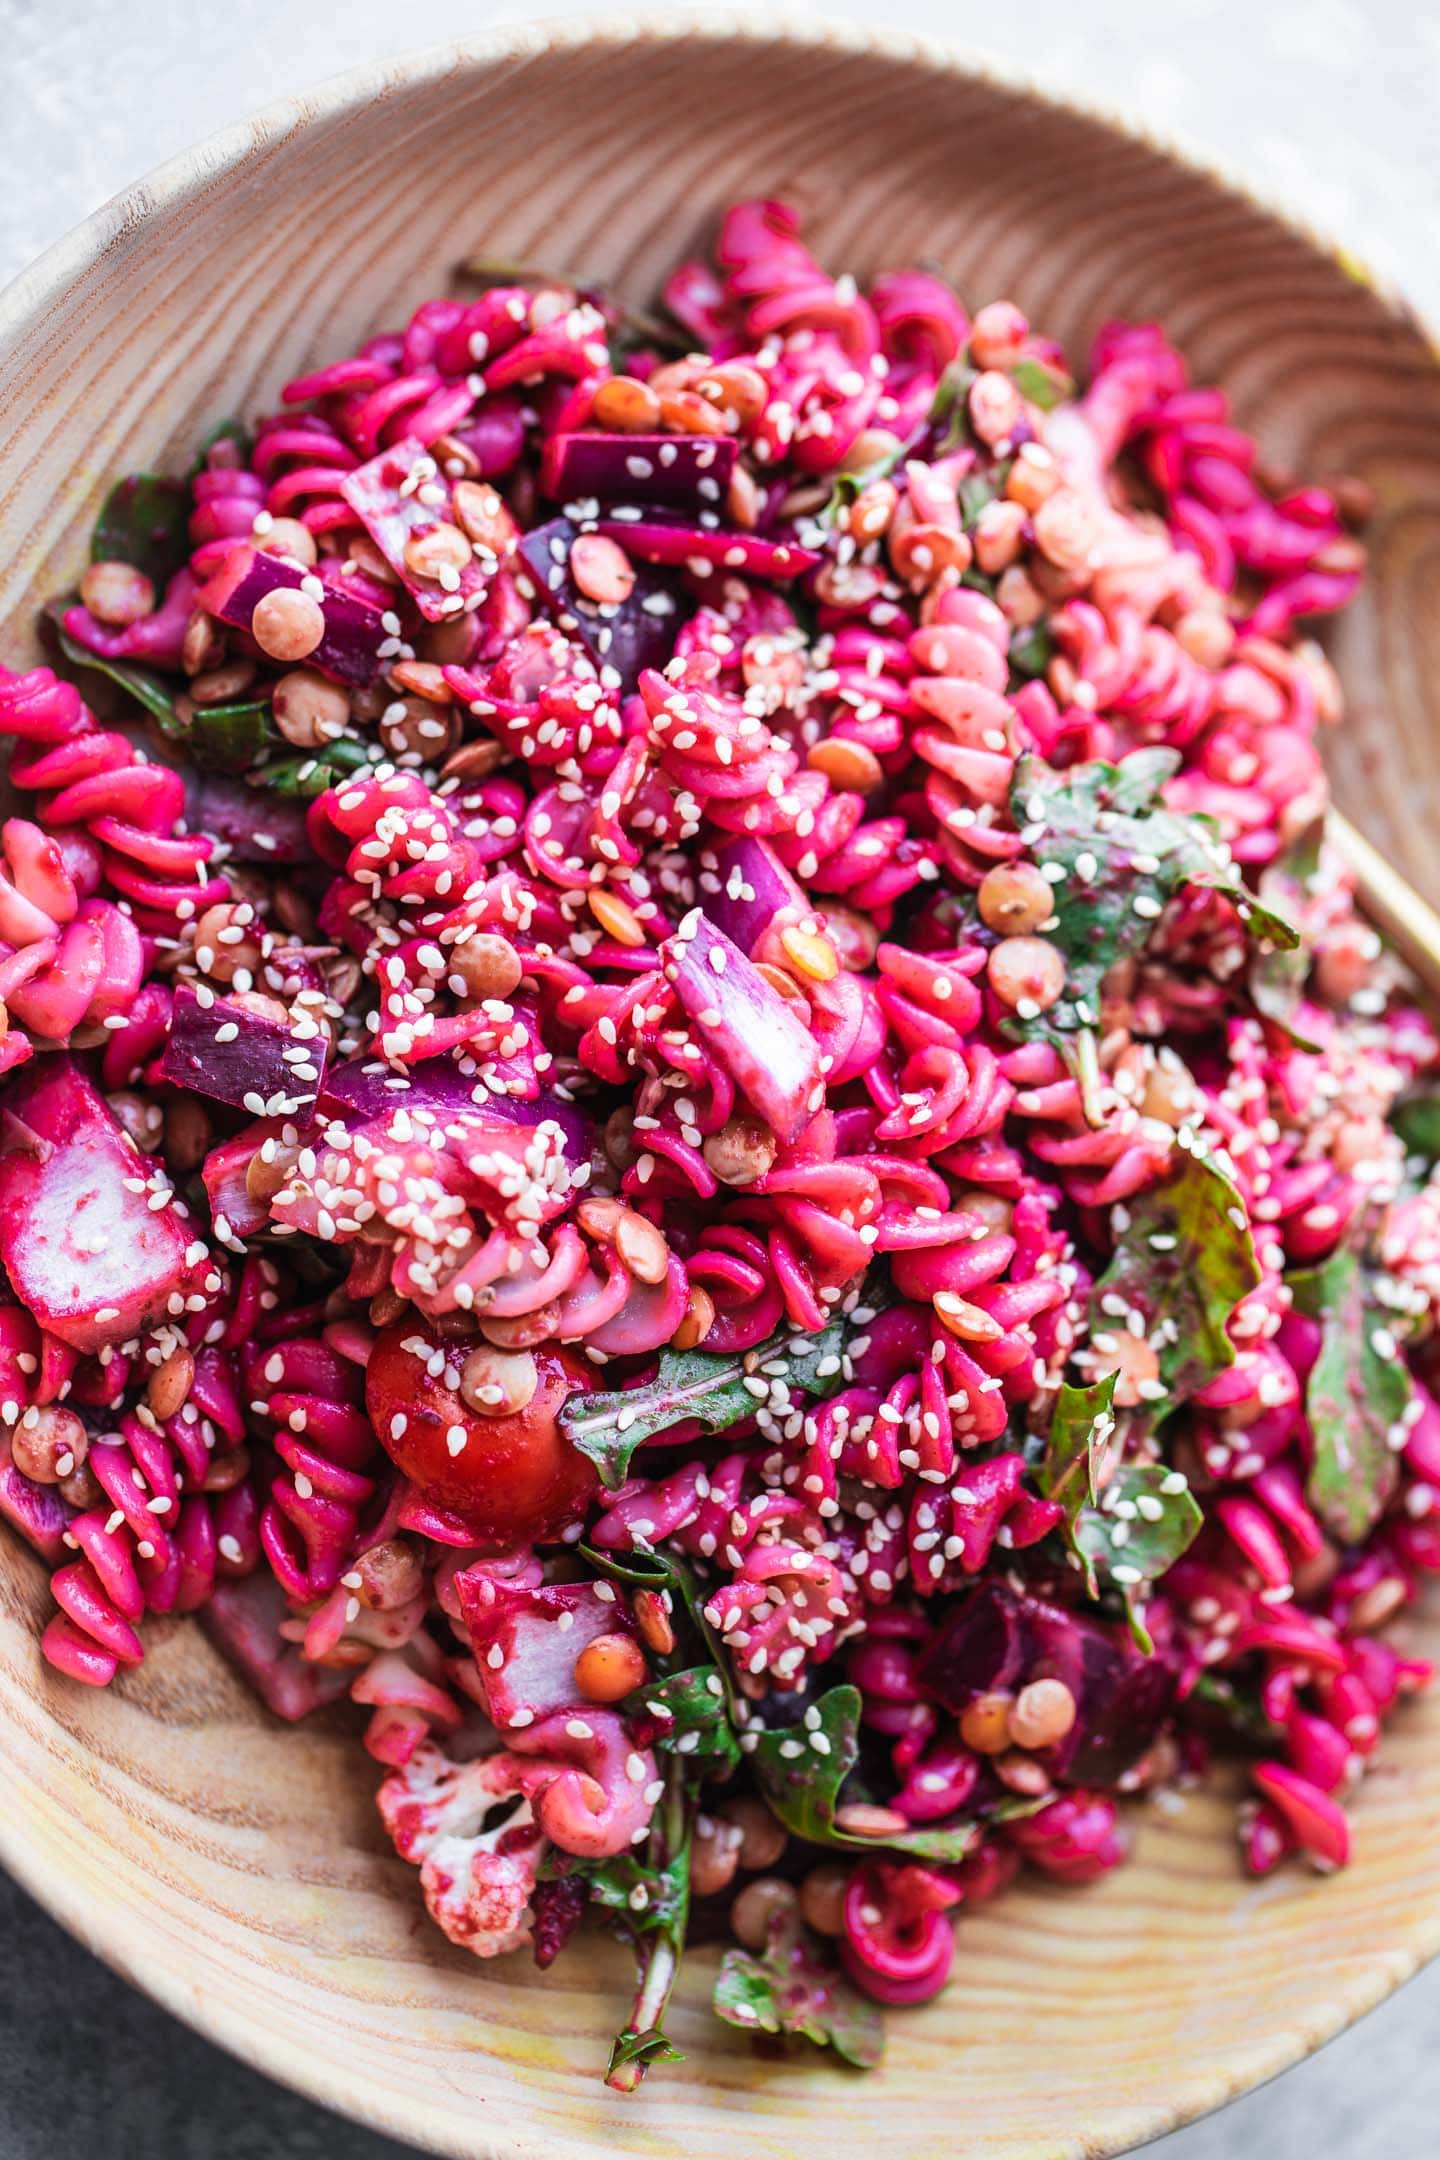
[2,20,1438,2158]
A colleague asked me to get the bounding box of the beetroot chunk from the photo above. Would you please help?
[0,1057,193,1351]
[917,1580,1180,1786]
[540,431,736,511]
[662,909,823,1144]
[339,437,491,622]
[161,984,328,1119]
[197,544,389,687]
[517,516,679,691]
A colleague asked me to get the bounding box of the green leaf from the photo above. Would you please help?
[606,2027,683,2081]
[560,1295,887,1491]
[1007,620,1052,680]
[1009,752,1298,1049]
[823,364,982,522]
[188,417,252,479]
[578,1845,692,1938]
[52,619,178,724]
[90,472,190,585]
[1041,1372,1119,1516]
[1072,1462,1203,1622]
[628,1664,741,1774]
[1251,821,1323,1046]
[251,736,371,797]
[1087,1146,1261,1403]
[171,699,275,773]
[1010,355,1075,411]
[1189,1670,1281,1749]
[1392,1091,1440,1168]
[713,1908,883,2070]
[1289,1250,1411,1543]
[752,1686,980,1862]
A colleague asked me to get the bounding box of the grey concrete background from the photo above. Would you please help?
[2,0,1437,2153]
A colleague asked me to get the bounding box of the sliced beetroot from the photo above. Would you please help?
[540,431,736,512]
[0,1443,72,1562]
[701,834,807,955]
[338,437,490,622]
[917,1580,1179,1786]
[455,1570,636,1729]
[321,1054,591,1165]
[161,985,328,1120]
[187,772,311,864]
[0,1057,193,1351]
[595,511,820,583]
[516,516,679,692]
[662,910,823,1145]
[201,1571,351,1721]
[197,544,389,687]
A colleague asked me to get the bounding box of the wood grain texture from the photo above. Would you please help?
[1,19,1438,2158]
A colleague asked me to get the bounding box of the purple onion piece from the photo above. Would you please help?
[338,436,490,623]
[320,1054,592,1165]
[702,834,808,955]
[594,511,820,583]
[197,544,389,687]
[516,516,679,693]
[160,985,328,1119]
[662,911,822,1144]
[540,431,737,511]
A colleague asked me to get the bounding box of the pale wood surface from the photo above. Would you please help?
[1,22,1438,2159]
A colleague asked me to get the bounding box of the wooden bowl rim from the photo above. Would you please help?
[1,14,1438,2154]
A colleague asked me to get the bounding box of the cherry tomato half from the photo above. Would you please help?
[366,1324,598,1550]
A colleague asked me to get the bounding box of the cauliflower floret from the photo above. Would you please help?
[377,1740,541,1958]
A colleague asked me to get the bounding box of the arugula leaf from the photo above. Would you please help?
[52,620,178,724]
[188,416,252,479]
[578,1845,692,1937]
[90,472,190,585]
[250,737,371,797]
[1250,820,1323,1046]
[561,1297,886,1491]
[1072,1462,1203,1636]
[824,364,982,520]
[1188,1670,1281,1750]
[606,2027,684,2082]
[1008,752,1298,1049]
[596,1754,696,2093]
[1041,1373,1198,1628]
[1392,1090,1440,1168]
[1007,620,1052,680]
[1087,1147,1260,1403]
[1041,1373,1118,1517]
[752,1686,980,1862]
[1289,1249,1411,1543]
[628,1664,741,1774]
[1010,355,1075,411]
[155,695,276,773]
[714,1907,883,2070]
